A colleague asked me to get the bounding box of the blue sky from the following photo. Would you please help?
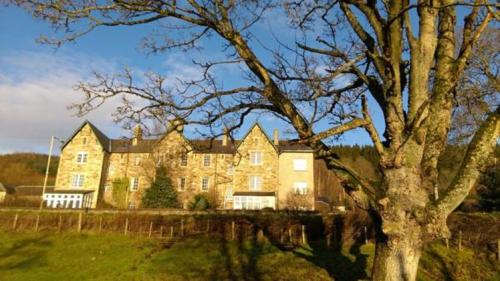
[0,4,379,155]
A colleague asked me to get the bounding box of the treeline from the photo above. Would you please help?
[0,153,59,187]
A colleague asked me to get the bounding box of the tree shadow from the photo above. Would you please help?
[0,235,52,271]
[293,241,370,281]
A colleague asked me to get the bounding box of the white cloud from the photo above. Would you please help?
[0,50,125,154]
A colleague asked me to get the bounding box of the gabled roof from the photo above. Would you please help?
[61,120,110,152]
[0,182,5,192]
[236,122,278,152]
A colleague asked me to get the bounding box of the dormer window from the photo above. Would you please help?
[76,152,88,164]
[250,151,262,165]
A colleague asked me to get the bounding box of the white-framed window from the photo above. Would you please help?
[104,184,111,192]
[134,156,141,166]
[294,182,308,195]
[250,151,262,165]
[71,174,85,188]
[130,177,139,192]
[248,175,262,190]
[128,201,135,209]
[76,152,88,164]
[180,153,188,166]
[203,154,211,167]
[201,177,210,191]
[233,196,275,210]
[293,159,307,171]
[228,164,234,175]
[179,177,186,191]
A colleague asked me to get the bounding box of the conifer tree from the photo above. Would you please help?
[142,166,177,208]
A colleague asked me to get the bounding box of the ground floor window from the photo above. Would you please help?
[233,196,275,210]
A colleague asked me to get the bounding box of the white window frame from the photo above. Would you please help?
[248,175,262,191]
[293,159,307,171]
[71,174,85,188]
[76,152,88,164]
[294,182,308,195]
[130,177,139,192]
[134,156,141,166]
[179,177,186,191]
[203,154,211,167]
[249,151,263,166]
[201,177,210,191]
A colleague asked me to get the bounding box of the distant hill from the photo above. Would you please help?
[0,153,59,187]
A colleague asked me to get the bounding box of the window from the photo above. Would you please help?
[294,182,308,195]
[82,137,87,145]
[134,156,141,166]
[130,177,139,192]
[180,153,188,166]
[293,159,307,171]
[203,155,211,167]
[249,175,262,190]
[179,177,186,191]
[250,151,262,165]
[128,201,135,209]
[228,164,234,175]
[201,177,210,191]
[71,174,85,188]
[76,152,88,163]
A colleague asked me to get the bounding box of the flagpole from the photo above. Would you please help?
[40,136,55,210]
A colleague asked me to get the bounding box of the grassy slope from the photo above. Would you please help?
[1,232,498,281]
[0,153,59,186]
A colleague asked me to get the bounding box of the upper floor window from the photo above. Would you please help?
[179,177,186,191]
[76,152,88,164]
[294,182,308,195]
[203,154,211,167]
[130,177,139,192]
[228,164,234,175]
[249,175,262,190]
[71,174,85,188]
[201,177,210,191]
[293,159,307,171]
[134,156,141,166]
[180,153,188,166]
[250,151,262,165]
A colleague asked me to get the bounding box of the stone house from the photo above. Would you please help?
[44,121,344,210]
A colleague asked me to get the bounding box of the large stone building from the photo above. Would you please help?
[44,121,344,210]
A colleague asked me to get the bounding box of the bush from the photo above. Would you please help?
[188,194,211,210]
[141,166,178,208]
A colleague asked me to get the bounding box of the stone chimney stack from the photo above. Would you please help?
[132,124,143,146]
[273,129,279,146]
[222,128,229,146]
[168,119,184,134]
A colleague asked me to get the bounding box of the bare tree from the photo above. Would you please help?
[8,1,499,280]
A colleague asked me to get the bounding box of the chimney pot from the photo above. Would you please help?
[273,129,279,146]
[132,124,142,146]
[222,128,229,146]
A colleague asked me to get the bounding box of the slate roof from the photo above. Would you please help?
[64,121,314,154]
[233,191,276,196]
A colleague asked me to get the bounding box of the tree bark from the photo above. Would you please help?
[372,233,422,281]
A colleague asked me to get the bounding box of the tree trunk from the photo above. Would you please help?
[371,232,423,281]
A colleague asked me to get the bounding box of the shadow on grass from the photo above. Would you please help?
[293,241,370,281]
[0,234,52,271]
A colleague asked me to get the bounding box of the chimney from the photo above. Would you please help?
[273,129,279,146]
[132,124,142,146]
[168,119,184,134]
[222,128,228,146]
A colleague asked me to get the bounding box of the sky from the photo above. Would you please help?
[0,4,378,155]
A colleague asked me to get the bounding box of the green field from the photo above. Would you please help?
[0,232,498,281]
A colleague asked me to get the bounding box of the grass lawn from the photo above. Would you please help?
[0,231,498,281]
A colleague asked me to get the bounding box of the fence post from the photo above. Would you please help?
[98,216,103,233]
[77,212,83,233]
[364,226,368,244]
[35,214,40,232]
[170,226,174,238]
[206,219,210,232]
[497,239,499,261]
[181,219,184,236]
[280,229,284,244]
[124,217,129,236]
[301,225,307,245]
[288,227,293,244]
[326,233,332,249]
[12,213,18,231]
[160,226,164,238]
[148,221,153,238]
[445,238,449,249]
[231,221,235,240]
[458,230,462,251]
[57,215,62,233]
